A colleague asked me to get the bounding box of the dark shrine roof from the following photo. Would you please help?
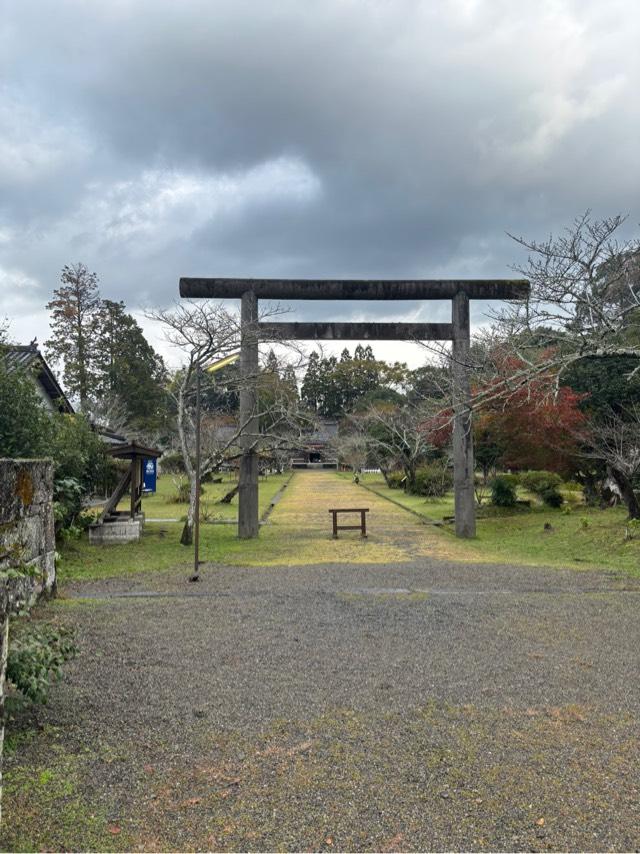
[107,442,162,460]
[3,343,74,413]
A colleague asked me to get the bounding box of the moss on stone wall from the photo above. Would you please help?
[15,469,34,508]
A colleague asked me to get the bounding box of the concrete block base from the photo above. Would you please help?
[89,518,143,544]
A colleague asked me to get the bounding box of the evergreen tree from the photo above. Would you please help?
[337,347,354,411]
[282,365,299,400]
[317,356,342,417]
[564,355,640,415]
[0,356,54,457]
[45,263,101,408]
[200,361,240,414]
[353,344,379,398]
[264,349,280,375]
[301,351,321,411]
[94,299,167,431]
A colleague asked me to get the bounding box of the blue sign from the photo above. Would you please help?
[142,458,157,493]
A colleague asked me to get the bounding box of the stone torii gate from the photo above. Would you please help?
[179,278,530,539]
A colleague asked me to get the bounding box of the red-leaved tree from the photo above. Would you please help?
[473,360,586,476]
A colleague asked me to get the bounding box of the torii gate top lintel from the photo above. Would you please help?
[179,277,529,302]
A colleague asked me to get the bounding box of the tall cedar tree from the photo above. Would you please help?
[302,345,383,417]
[46,263,101,408]
[94,300,167,431]
[301,351,321,411]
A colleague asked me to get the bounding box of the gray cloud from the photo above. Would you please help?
[1,0,639,361]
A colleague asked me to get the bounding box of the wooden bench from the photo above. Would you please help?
[329,507,369,539]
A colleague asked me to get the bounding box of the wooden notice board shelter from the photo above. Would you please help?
[179,277,530,540]
[97,442,162,524]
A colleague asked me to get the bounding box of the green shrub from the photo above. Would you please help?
[411,463,453,497]
[160,451,185,475]
[53,476,84,532]
[385,471,405,489]
[7,621,77,704]
[520,470,562,493]
[50,414,106,489]
[490,474,519,507]
[541,489,564,508]
[171,480,204,503]
[50,414,112,534]
[0,356,54,457]
[520,470,564,507]
[625,518,640,540]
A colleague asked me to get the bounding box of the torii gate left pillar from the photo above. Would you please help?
[179,277,530,540]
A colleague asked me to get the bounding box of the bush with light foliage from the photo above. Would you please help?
[520,470,564,507]
[7,619,77,705]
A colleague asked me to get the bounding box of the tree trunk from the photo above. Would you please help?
[608,466,640,520]
[176,373,197,546]
[581,471,600,506]
[180,478,198,545]
[218,484,239,504]
[404,462,416,493]
[379,467,392,487]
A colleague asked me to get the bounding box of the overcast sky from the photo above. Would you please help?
[1,0,639,367]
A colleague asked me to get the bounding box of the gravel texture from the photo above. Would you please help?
[4,557,640,852]
[3,474,640,851]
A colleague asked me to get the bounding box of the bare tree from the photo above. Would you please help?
[330,430,368,473]
[490,212,640,396]
[407,213,640,440]
[85,393,130,437]
[347,400,449,490]
[147,302,241,544]
[580,408,640,520]
[147,301,307,545]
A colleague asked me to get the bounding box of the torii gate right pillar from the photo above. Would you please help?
[452,291,476,538]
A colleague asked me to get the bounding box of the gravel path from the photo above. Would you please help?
[3,474,640,851]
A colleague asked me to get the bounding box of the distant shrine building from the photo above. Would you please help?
[292,419,338,469]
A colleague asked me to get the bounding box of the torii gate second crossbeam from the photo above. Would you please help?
[179,278,530,539]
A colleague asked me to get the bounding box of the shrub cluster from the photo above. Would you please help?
[490,474,519,507]
[520,470,564,507]
[160,451,185,474]
[385,471,406,489]
[412,463,453,497]
[171,480,204,503]
[7,621,77,704]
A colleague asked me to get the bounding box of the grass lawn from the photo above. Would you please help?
[59,470,640,584]
[115,471,246,521]
[347,471,640,576]
[60,472,291,583]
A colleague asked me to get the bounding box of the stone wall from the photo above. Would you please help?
[0,459,56,606]
[0,459,56,823]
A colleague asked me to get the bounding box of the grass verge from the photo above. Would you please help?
[348,472,640,576]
